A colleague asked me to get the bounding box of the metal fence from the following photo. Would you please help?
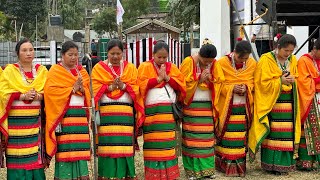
[0,41,88,68]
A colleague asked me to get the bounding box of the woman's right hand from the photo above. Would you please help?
[157,64,166,83]
[73,77,83,92]
[108,78,119,91]
[233,85,241,94]
[281,73,294,85]
[22,89,37,100]
[199,69,210,83]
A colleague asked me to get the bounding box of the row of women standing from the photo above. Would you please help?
[0,34,319,180]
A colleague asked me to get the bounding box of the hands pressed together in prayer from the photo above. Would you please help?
[109,77,126,91]
[157,64,170,83]
[20,88,43,101]
[281,72,295,85]
[234,84,246,96]
[73,76,84,93]
[199,69,212,83]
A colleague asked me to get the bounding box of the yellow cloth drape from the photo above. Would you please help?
[248,52,301,160]
[44,65,91,158]
[297,55,319,124]
[214,56,256,140]
[179,56,224,106]
[0,64,47,139]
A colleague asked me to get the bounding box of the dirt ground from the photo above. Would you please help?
[1,137,319,180]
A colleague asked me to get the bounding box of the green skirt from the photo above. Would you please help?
[261,148,295,172]
[98,157,135,179]
[7,168,45,180]
[54,160,89,180]
[297,134,320,170]
[144,159,180,180]
[182,156,214,179]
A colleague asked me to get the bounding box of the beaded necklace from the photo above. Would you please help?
[107,60,124,77]
[61,62,82,78]
[271,50,291,73]
[18,62,36,84]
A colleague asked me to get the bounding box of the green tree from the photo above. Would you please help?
[122,0,151,29]
[57,0,87,29]
[0,11,14,40]
[0,0,47,39]
[167,0,200,42]
[91,0,151,36]
[91,7,117,37]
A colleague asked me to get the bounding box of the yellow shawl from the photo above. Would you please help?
[0,64,47,139]
[248,52,301,160]
[179,56,224,106]
[92,61,145,135]
[214,56,256,140]
[297,54,319,124]
[44,64,91,158]
[137,60,186,101]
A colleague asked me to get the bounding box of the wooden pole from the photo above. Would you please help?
[118,22,123,41]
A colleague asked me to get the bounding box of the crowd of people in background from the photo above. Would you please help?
[0,34,320,180]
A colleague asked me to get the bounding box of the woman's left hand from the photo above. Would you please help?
[239,84,246,96]
[285,75,295,84]
[117,79,126,90]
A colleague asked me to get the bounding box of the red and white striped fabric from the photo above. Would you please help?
[125,37,181,68]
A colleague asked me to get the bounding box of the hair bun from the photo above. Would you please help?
[202,38,213,45]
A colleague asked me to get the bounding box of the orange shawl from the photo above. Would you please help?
[44,64,91,158]
[214,56,256,140]
[137,60,186,101]
[297,54,320,124]
[92,61,144,135]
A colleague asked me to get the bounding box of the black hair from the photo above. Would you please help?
[92,50,98,56]
[312,38,320,50]
[199,44,217,58]
[61,41,79,55]
[153,40,169,53]
[277,34,297,49]
[15,38,32,57]
[234,40,252,58]
[107,39,124,52]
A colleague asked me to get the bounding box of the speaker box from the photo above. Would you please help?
[256,0,320,26]
[50,15,62,26]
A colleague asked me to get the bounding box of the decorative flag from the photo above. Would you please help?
[116,0,125,25]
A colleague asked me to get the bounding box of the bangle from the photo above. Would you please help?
[72,88,76,94]
[21,94,26,100]
[157,77,161,83]
[109,85,113,91]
